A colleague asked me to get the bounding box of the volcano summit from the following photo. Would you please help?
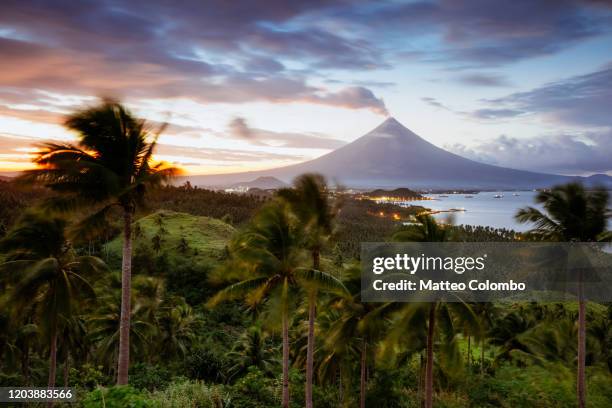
[187,118,611,189]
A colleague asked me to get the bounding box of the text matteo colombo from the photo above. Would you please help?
[371,254,526,292]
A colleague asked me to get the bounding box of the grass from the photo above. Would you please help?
[104,210,236,264]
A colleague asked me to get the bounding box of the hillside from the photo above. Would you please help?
[228,176,288,190]
[104,210,235,264]
[363,187,423,199]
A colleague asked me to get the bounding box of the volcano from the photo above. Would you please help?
[187,118,611,189]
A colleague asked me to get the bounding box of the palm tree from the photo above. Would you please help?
[158,299,200,360]
[391,214,477,408]
[88,274,155,374]
[323,265,385,408]
[19,99,178,384]
[0,212,106,392]
[226,323,279,381]
[208,201,346,408]
[516,182,610,408]
[278,173,339,408]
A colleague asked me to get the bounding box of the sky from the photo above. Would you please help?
[1,0,611,176]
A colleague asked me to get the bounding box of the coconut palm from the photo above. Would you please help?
[208,200,346,408]
[391,214,477,408]
[157,300,201,360]
[88,280,155,374]
[225,323,279,381]
[0,212,106,392]
[323,265,385,408]
[516,182,610,408]
[19,99,178,384]
[278,173,339,408]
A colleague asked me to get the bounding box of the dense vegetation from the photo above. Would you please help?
[1,101,611,408]
[362,188,423,200]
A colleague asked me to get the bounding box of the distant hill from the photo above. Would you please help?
[186,118,612,190]
[228,176,288,190]
[104,210,235,265]
[364,188,423,199]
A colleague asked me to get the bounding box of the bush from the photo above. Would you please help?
[130,363,173,391]
[68,364,109,389]
[225,367,279,408]
[82,386,157,408]
[149,380,226,408]
[466,363,575,408]
[185,345,229,383]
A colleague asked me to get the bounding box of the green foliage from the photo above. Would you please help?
[68,364,108,389]
[130,363,173,391]
[104,210,235,268]
[147,184,267,226]
[149,380,227,408]
[185,344,230,383]
[1,179,611,407]
[0,181,49,238]
[470,363,576,407]
[335,197,424,258]
[82,385,158,408]
[226,367,279,408]
[366,368,418,408]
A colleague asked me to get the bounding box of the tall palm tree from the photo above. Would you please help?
[278,173,339,408]
[208,201,346,408]
[19,99,178,384]
[391,214,477,408]
[88,274,155,374]
[516,182,610,408]
[0,212,106,392]
[323,265,385,408]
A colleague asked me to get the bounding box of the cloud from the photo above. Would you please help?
[156,143,305,163]
[309,87,388,115]
[456,73,511,87]
[0,0,391,117]
[483,65,612,127]
[353,0,612,65]
[0,133,41,151]
[447,131,612,175]
[471,108,525,120]
[227,116,346,149]
[421,97,457,112]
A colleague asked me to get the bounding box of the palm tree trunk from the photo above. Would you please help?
[480,339,485,376]
[305,247,320,408]
[282,307,290,408]
[22,343,30,386]
[63,353,69,387]
[577,275,586,408]
[425,303,436,408]
[47,323,57,408]
[467,334,471,372]
[419,352,425,408]
[117,209,133,385]
[338,368,344,406]
[305,291,316,408]
[360,339,367,408]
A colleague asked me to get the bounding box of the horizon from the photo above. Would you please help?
[1,1,612,177]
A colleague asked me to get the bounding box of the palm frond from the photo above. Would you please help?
[207,277,270,307]
[294,267,348,294]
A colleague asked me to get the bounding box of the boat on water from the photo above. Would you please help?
[493,193,503,198]
[513,192,520,196]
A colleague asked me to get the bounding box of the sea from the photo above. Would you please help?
[402,191,542,231]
